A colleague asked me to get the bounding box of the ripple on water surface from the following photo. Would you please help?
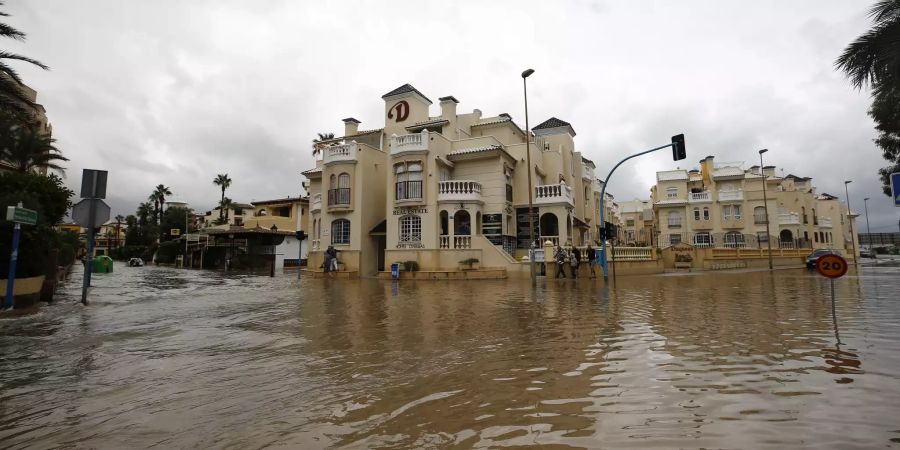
[1,264,900,448]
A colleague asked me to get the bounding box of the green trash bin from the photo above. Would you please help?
[92,255,114,273]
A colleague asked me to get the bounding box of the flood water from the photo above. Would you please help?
[1,264,899,449]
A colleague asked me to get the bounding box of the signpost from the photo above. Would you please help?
[4,203,38,310]
[891,172,900,207]
[815,253,848,344]
[73,169,110,305]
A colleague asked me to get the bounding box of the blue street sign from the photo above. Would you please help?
[892,172,900,207]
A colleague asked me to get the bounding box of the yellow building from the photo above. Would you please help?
[651,156,859,256]
[617,199,654,245]
[302,84,610,276]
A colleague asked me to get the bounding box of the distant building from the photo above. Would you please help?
[0,82,53,175]
[651,156,859,256]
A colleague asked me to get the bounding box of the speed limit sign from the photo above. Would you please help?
[816,254,848,279]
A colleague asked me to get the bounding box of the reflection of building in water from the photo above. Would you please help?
[301,84,622,277]
[651,157,859,256]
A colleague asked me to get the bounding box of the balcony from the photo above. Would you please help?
[819,217,833,228]
[717,190,743,201]
[396,181,423,201]
[439,235,472,249]
[534,183,574,206]
[391,130,429,155]
[778,212,800,225]
[323,142,358,165]
[327,188,351,207]
[437,180,482,202]
[311,193,322,213]
[689,191,712,203]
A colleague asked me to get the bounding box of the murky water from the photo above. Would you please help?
[1,264,899,449]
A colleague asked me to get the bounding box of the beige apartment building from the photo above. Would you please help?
[617,199,654,245]
[651,156,859,256]
[0,83,53,174]
[302,84,609,277]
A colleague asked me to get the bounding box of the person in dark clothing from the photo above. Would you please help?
[571,246,581,278]
[586,244,596,278]
[324,245,337,273]
[553,245,567,278]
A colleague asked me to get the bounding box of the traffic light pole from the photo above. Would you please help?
[599,142,679,281]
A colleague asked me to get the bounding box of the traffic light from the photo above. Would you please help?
[671,134,686,161]
[296,230,307,241]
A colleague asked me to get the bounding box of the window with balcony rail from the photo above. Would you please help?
[693,232,713,248]
[328,188,351,205]
[394,162,423,201]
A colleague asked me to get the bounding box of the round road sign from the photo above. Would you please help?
[816,254,848,279]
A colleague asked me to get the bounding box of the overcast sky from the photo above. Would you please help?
[6,0,898,231]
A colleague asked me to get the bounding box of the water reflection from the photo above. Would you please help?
[0,264,898,448]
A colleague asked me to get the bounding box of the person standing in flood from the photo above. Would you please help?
[554,245,567,278]
[571,246,581,278]
[586,244,596,278]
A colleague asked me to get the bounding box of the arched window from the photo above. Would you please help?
[331,219,350,244]
[693,207,700,221]
[814,232,819,243]
[754,206,766,224]
[693,232,713,248]
[812,208,818,225]
[703,207,710,220]
[338,173,350,188]
[395,161,423,200]
[329,174,337,189]
[329,173,350,205]
[724,231,745,248]
[801,206,807,224]
[399,215,421,242]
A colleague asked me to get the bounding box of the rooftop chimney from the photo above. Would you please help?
[343,117,360,136]
[439,96,458,119]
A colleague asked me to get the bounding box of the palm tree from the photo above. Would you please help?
[312,132,335,157]
[213,173,232,220]
[219,197,234,223]
[114,214,124,249]
[0,2,50,120]
[835,0,900,90]
[152,184,172,224]
[148,191,162,225]
[0,119,68,173]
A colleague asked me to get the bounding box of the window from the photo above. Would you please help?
[627,230,635,241]
[703,207,710,220]
[331,219,350,244]
[814,232,819,243]
[395,162,423,200]
[506,184,513,202]
[733,205,741,219]
[399,215,422,242]
[754,206,766,224]
[724,231,745,248]
[666,187,678,199]
[626,219,635,227]
[693,232,713,248]
[339,173,350,189]
[723,206,731,220]
[668,211,681,228]
[670,234,682,245]
[276,206,291,217]
[693,208,700,220]
[757,231,769,243]
[329,173,351,205]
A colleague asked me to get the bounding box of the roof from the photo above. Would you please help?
[342,117,360,124]
[252,196,308,206]
[532,117,576,136]
[785,174,811,181]
[657,170,689,181]
[471,116,527,136]
[382,83,432,103]
[370,220,387,234]
[203,226,295,237]
[818,193,839,200]
[448,145,504,156]
[405,118,449,131]
[439,95,459,103]
[301,167,322,177]
[581,156,595,167]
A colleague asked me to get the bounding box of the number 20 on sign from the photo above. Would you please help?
[816,254,848,279]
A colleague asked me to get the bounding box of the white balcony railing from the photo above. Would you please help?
[323,141,358,164]
[718,190,744,201]
[611,247,652,261]
[819,218,833,228]
[439,236,449,249]
[534,183,574,206]
[437,180,482,202]
[391,130,429,155]
[689,191,712,202]
[778,212,800,225]
[311,193,322,212]
[540,235,560,247]
[439,235,472,249]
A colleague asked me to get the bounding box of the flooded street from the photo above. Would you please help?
[2,265,900,449]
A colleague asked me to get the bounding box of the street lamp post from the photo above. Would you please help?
[759,149,773,270]
[844,181,857,262]
[863,197,873,260]
[522,68,537,285]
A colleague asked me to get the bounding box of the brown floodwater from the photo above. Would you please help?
[1,263,899,449]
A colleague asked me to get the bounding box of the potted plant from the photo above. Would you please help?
[459,257,479,270]
[674,253,693,269]
[402,260,419,272]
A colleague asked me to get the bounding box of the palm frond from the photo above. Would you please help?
[0,51,49,70]
[0,23,24,40]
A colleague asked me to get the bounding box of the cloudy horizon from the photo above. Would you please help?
[5,0,898,231]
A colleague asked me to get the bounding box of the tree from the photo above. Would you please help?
[836,0,900,195]
[0,115,68,174]
[148,184,172,225]
[312,132,335,156]
[219,197,234,222]
[213,173,231,220]
[114,214,124,249]
[0,2,50,121]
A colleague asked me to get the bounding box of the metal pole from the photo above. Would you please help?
[844,181,856,263]
[4,221,21,310]
[863,197,874,261]
[599,142,673,280]
[522,69,536,285]
[81,173,98,305]
[759,152,773,269]
[297,235,303,280]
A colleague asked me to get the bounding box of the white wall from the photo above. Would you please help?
[274,236,309,270]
